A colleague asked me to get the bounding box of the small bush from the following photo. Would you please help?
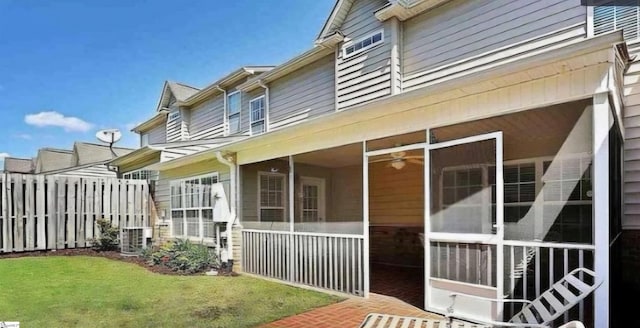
[91,218,120,251]
[142,239,217,274]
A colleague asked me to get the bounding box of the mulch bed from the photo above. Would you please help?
[0,248,238,277]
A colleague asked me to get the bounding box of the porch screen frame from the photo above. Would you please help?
[424,131,505,317]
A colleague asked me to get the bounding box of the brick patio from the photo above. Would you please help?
[261,293,443,328]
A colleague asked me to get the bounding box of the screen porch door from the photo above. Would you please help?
[425,131,504,323]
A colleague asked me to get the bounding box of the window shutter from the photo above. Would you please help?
[594,0,640,41]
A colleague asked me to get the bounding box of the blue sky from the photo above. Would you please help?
[0,0,334,166]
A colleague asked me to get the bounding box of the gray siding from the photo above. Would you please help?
[147,124,166,144]
[269,54,336,130]
[190,95,225,140]
[337,0,391,109]
[166,108,182,142]
[403,0,586,82]
[625,55,640,228]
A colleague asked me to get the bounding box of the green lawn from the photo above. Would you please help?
[0,256,341,328]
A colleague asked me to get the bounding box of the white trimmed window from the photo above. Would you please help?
[342,29,384,58]
[122,170,156,181]
[258,172,286,222]
[592,1,640,40]
[170,174,219,239]
[250,96,266,135]
[227,91,241,134]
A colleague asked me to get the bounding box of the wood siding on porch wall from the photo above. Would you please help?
[369,159,424,267]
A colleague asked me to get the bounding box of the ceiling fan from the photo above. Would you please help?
[370,151,424,170]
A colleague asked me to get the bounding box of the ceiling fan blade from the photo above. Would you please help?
[369,158,392,163]
[408,158,424,165]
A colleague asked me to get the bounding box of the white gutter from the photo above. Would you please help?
[257,80,270,133]
[215,151,237,263]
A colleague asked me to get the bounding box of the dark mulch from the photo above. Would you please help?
[0,248,239,277]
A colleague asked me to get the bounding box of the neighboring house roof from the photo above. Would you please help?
[132,110,168,133]
[41,162,117,177]
[3,157,35,173]
[73,142,134,166]
[36,148,74,173]
[156,81,201,112]
[109,136,248,172]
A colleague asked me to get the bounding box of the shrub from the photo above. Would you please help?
[91,218,120,251]
[142,239,218,274]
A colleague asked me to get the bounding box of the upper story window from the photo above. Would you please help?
[227,91,241,134]
[342,29,384,59]
[592,1,640,41]
[168,111,180,121]
[250,96,266,135]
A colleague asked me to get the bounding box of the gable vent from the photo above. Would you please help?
[594,0,640,41]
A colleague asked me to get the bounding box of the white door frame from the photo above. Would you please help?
[424,131,504,319]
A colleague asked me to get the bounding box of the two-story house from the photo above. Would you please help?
[110,1,640,326]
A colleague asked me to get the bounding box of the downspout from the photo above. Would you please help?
[257,80,270,132]
[215,151,237,266]
[214,86,227,135]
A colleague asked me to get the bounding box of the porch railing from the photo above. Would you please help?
[503,240,595,324]
[429,239,594,324]
[242,229,365,296]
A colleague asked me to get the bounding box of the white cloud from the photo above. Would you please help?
[14,133,32,140]
[0,152,10,159]
[25,111,94,132]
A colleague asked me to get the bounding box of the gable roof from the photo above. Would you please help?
[35,148,74,173]
[73,142,134,166]
[156,81,201,111]
[3,157,35,173]
[318,0,451,41]
[317,0,356,42]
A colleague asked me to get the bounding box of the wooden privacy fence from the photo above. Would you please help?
[0,173,150,253]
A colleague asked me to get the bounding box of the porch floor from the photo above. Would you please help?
[262,263,430,328]
[370,263,424,308]
[260,293,440,328]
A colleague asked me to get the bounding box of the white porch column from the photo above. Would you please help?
[593,92,611,328]
[362,141,370,298]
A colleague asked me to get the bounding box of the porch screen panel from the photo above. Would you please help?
[430,139,496,234]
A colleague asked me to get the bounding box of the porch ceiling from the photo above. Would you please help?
[431,99,591,160]
[293,143,363,168]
